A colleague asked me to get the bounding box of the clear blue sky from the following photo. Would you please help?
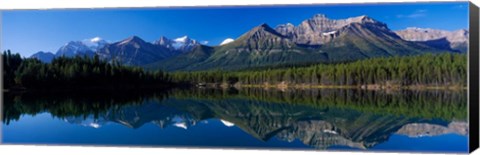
[1,1,469,57]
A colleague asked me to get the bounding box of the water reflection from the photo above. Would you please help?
[2,88,468,151]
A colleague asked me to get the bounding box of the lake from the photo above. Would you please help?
[1,88,468,153]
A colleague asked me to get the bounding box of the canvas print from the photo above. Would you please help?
[1,1,472,153]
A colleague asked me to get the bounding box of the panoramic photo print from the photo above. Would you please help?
[1,1,470,153]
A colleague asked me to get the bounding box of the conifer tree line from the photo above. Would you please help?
[170,53,467,87]
[2,50,172,90]
[3,50,467,90]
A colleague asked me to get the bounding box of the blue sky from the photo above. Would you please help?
[1,1,469,57]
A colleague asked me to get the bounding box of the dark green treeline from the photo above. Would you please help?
[3,50,467,89]
[170,53,467,87]
[2,50,172,90]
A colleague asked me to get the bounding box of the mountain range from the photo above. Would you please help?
[394,27,469,52]
[30,37,109,63]
[31,35,200,65]
[30,14,469,71]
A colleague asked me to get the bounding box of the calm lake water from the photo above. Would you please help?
[1,88,468,153]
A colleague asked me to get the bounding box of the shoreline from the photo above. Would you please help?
[3,83,467,93]
[227,83,467,91]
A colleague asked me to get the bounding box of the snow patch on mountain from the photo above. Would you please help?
[173,122,188,129]
[322,31,337,36]
[220,119,235,127]
[220,38,234,45]
[90,37,102,42]
[174,36,189,43]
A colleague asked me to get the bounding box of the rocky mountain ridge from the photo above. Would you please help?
[29,14,468,70]
[394,27,469,52]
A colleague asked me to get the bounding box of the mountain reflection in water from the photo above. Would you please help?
[2,88,468,151]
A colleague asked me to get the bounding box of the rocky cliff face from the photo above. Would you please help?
[395,27,468,42]
[275,14,388,45]
[395,27,469,52]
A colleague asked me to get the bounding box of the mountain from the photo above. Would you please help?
[275,14,442,58]
[394,27,469,52]
[315,17,444,60]
[56,41,96,57]
[56,37,108,57]
[172,36,200,51]
[30,51,55,63]
[153,36,175,49]
[150,23,324,71]
[153,36,199,54]
[30,37,109,63]
[220,23,295,50]
[151,15,450,71]
[275,14,383,45]
[82,37,109,51]
[28,14,461,70]
[30,36,199,65]
[96,36,174,66]
[144,45,215,71]
[195,23,322,70]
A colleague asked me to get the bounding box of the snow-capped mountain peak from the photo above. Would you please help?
[56,37,107,58]
[154,35,199,52]
[174,36,190,43]
[82,37,108,50]
[173,36,198,46]
[57,41,92,57]
[90,37,103,42]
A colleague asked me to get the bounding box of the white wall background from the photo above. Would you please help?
[0,0,479,155]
